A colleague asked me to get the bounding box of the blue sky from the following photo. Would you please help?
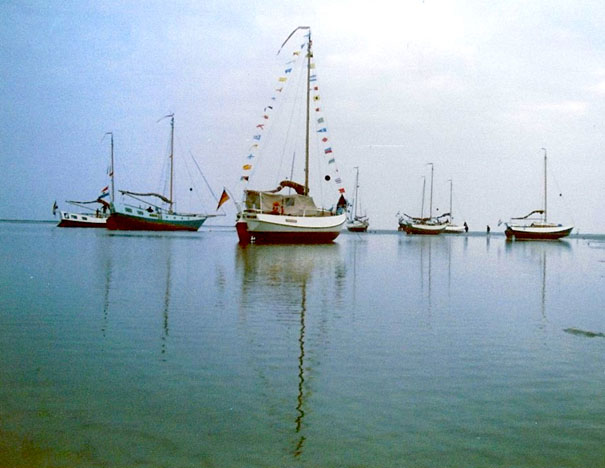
[1,0,604,233]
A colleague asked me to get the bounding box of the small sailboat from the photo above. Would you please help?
[504,149,573,240]
[55,132,115,228]
[443,179,467,234]
[235,27,347,244]
[346,166,369,232]
[107,115,218,231]
[398,163,447,235]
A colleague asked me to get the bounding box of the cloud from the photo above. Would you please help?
[590,81,605,95]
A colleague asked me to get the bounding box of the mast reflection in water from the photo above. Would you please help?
[236,243,344,458]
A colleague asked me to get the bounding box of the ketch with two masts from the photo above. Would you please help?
[398,163,447,235]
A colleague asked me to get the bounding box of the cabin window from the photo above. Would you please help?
[125,207,132,213]
[71,215,77,219]
[285,198,295,207]
[63,213,68,218]
[82,217,88,220]
[137,210,144,215]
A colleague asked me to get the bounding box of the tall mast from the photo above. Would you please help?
[169,114,175,213]
[420,176,426,218]
[157,113,175,212]
[304,30,312,196]
[105,131,115,202]
[448,178,453,219]
[427,163,434,218]
[542,147,547,223]
[353,166,360,217]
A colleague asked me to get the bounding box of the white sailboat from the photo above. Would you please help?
[398,163,447,235]
[443,179,467,234]
[55,132,114,228]
[504,149,573,240]
[235,27,347,244]
[346,166,369,232]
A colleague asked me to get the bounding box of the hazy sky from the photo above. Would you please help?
[2,0,604,233]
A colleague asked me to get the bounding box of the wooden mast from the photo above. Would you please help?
[448,178,453,220]
[420,176,426,218]
[105,131,115,202]
[169,114,175,213]
[353,166,360,218]
[304,29,312,196]
[110,132,114,202]
[427,163,434,218]
[542,147,547,223]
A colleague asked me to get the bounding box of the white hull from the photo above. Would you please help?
[505,223,573,240]
[237,212,346,243]
[346,218,369,232]
[444,224,466,234]
[57,210,107,228]
[400,222,447,235]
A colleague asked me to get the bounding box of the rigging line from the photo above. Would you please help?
[181,149,204,207]
[239,39,306,192]
[275,49,307,187]
[549,163,575,225]
[189,150,221,205]
[173,129,206,207]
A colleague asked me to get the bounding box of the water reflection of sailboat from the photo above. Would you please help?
[504,241,570,322]
[161,241,172,358]
[235,244,343,457]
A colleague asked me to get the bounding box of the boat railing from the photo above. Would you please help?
[245,206,335,217]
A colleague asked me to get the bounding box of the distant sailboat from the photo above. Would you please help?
[346,166,369,232]
[504,149,573,240]
[443,179,467,234]
[107,115,219,231]
[235,27,347,244]
[398,163,447,235]
[55,132,115,228]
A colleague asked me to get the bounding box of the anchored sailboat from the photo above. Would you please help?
[346,166,369,232]
[504,148,573,240]
[235,27,347,244]
[55,132,115,228]
[443,179,467,234]
[107,115,219,231]
[398,163,447,235]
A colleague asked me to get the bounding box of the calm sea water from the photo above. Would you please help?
[1,222,604,468]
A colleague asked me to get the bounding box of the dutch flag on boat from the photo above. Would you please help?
[99,186,109,199]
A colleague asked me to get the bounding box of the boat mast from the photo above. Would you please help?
[448,178,453,221]
[304,30,312,196]
[420,176,426,218]
[542,147,547,223]
[169,114,175,213]
[427,163,434,218]
[105,131,115,202]
[353,166,360,218]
